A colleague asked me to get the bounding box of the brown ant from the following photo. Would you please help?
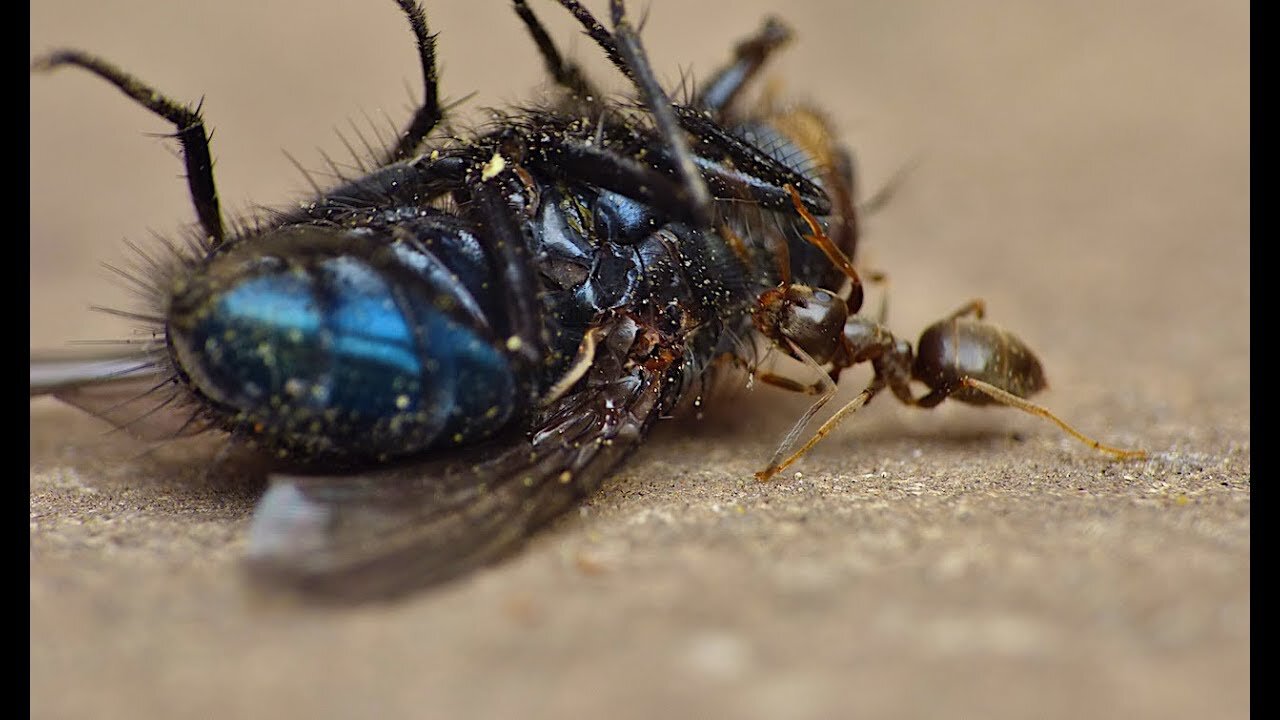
[751,186,1146,482]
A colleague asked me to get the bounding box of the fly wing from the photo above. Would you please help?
[30,349,209,440]
[243,316,683,602]
[30,351,155,396]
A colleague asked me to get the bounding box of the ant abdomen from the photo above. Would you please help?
[913,315,1048,406]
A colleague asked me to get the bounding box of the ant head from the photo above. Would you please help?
[753,284,848,366]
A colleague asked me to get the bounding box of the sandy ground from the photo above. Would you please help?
[30,1,1248,718]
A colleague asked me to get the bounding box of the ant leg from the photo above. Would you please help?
[863,270,891,324]
[910,307,1145,458]
[958,379,1147,459]
[786,185,865,314]
[757,373,824,395]
[695,17,793,118]
[858,159,918,217]
[33,51,224,250]
[754,317,916,480]
[829,154,915,275]
[946,299,987,321]
[757,376,887,481]
[512,0,598,99]
[760,338,841,475]
[387,0,442,162]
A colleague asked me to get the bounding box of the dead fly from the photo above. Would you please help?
[30,0,1144,602]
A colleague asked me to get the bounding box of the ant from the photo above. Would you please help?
[751,186,1146,481]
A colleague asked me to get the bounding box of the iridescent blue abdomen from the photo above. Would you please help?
[167,222,520,462]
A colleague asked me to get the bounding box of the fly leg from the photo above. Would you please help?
[514,1,805,219]
[677,110,831,212]
[543,1,831,218]
[512,0,599,99]
[606,0,714,227]
[543,0,629,79]
[32,52,224,250]
[546,0,822,218]
[695,17,793,119]
[386,0,443,162]
[463,178,547,380]
[522,130,705,225]
[546,0,713,226]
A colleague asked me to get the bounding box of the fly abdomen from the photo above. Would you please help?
[166,222,523,462]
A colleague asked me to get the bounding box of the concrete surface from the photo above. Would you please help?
[31,1,1248,718]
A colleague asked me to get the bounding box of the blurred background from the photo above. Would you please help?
[31,2,1248,719]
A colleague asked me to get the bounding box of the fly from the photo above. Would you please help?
[30,0,1144,602]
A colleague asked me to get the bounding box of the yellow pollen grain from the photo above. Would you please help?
[395,394,411,410]
[506,336,523,352]
[481,152,507,180]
